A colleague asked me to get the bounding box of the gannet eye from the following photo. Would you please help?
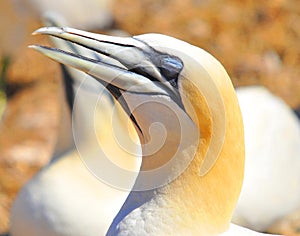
[158,55,183,78]
[156,55,183,88]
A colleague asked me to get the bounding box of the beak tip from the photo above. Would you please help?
[32,29,40,35]
[32,26,65,36]
[28,45,44,54]
[32,27,49,35]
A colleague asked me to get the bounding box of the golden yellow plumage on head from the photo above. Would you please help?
[152,36,245,234]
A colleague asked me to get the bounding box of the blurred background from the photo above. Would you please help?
[0,0,299,235]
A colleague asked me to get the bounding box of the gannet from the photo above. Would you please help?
[25,0,114,30]
[233,86,300,231]
[25,26,280,235]
[10,21,141,236]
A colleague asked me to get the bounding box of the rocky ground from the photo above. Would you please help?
[0,0,299,235]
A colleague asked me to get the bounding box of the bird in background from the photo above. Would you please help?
[19,22,282,235]
[233,85,300,231]
[10,15,142,236]
[13,0,114,30]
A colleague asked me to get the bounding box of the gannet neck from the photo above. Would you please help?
[114,36,245,235]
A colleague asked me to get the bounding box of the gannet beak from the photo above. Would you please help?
[31,27,184,109]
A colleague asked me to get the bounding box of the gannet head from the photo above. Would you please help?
[30,27,244,234]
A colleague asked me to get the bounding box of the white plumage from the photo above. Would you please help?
[10,20,141,235]
[233,86,300,231]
